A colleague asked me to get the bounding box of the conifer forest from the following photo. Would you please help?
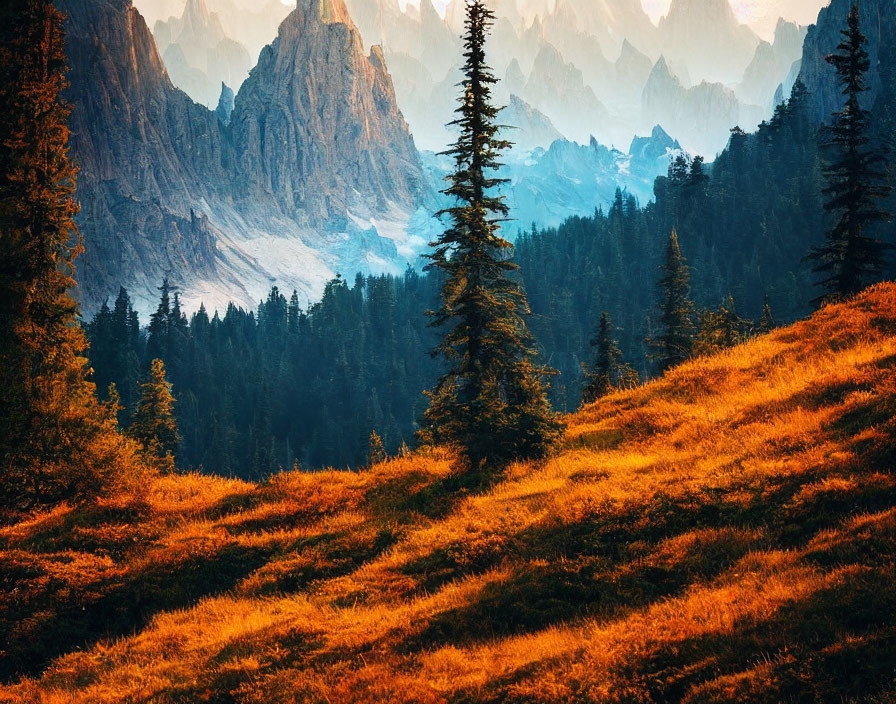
[2,0,896,701]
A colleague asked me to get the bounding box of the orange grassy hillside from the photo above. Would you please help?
[2,284,895,704]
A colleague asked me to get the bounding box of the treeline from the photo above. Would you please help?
[86,18,896,476]
[87,273,442,477]
[518,74,894,411]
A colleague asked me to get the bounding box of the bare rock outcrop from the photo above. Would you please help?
[61,0,427,313]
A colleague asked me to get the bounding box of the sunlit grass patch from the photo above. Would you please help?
[2,284,895,702]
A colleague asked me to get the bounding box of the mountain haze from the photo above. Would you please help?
[336,0,808,156]
[62,0,428,314]
[152,0,252,108]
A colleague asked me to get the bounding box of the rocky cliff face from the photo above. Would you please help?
[230,0,425,226]
[798,0,892,123]
[61,0,428,313]
[61,0,227,309]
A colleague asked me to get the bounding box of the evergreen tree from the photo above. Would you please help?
[806,5,891,305]
[422,0,562,470]
[688,156,709,187]
[758,297,775,334]
[110,287,141,412]
[250,384,275,478]
[130,359,180,473]
[368,430,387,467]
[582,312,638,405]
[648,230,696,372]
[87,301,115,399]
[694,295,752,356]
[669,154,690,184]
[146,278,172,362]
[0,0,126,510]
[164,291,189,391]
[287,290,301,334]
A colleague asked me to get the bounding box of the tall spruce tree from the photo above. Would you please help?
[146,277,172,363]
[806,5,891,305]
[423,0,562,470]
[648,230,696,371]
[582,312,638,405]
[0,0,127,511]
[110,287,141,413]
[130,359,180,474]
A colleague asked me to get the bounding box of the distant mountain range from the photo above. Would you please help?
[339,0,808,155]
[152,0,253,108]
[62,0,428,314]
[63,0,878,317]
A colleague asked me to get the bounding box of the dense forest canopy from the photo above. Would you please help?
[86,55,896,478]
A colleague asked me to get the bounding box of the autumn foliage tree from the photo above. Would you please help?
[0,0,136,513]
[422,0,563,470]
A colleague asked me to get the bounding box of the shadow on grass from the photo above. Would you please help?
[623,569,896,704]
[0,541,273,684]
[399,461,896,653]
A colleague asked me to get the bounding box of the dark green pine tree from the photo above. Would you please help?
[422,0,563,470]
[146,278,172,362]
[167,291,190,388]
[287,290,301,334]
[130,358,180,474]
[110,287,141,415]
[806,4,892,306]
[582,312,638,405]
[648,230,696,372]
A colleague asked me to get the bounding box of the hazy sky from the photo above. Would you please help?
[399,0,828,29]
[645,0,828,25]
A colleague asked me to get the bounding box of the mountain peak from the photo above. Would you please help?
[298,0,353,26]
[663,0,738,24]
[215,82,235,126]
[650,55,678,83]
[657,0,759,85]
[650,124,675,142]
[232,0,424,223]
[617,37,651,68]
[773,17,803,48]
[184,0,212,26]
[419,0,441,24]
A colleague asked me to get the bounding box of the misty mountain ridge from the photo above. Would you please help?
[62,0,432,316]
[152,0,252,108]
[67,0,858,317]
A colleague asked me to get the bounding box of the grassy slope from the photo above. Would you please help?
[1,284,895,704]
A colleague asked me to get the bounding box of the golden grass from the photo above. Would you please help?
[1,284,895,703]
